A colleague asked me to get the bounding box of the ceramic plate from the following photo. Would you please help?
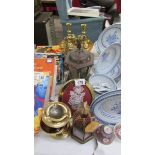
[89,74,117,94]
[94,95,121,118]
[91,90,121,106]
[94,41,100,54]
[91,90,121,125]
[117,80,121,90]
[58,79,94,114]
[106,63,121,80]
[94,43,121,74]
[97,23,121,54]
[92,95,121,122]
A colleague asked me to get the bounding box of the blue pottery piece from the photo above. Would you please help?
[91,90,121,125]
[94,43,121,75]
[97,23,121,54]
[89,74,117,94]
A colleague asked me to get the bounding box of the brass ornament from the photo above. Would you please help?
[60,23,93,55]
[41,102,72,139]
[78,24,93,52]
[60,23,77,55]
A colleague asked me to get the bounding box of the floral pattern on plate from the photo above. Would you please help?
[97,23,121,54]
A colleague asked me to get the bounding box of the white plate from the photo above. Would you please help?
[91,90,121,125]
[94,41,100,54]
[92,93,121,119]
[117,80,121,90]
[94,43,121,74]
[97,23,121,54]
[89,74,117,94]
[106,64,121,80]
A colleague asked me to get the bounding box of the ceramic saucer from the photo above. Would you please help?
[89,74,117,94]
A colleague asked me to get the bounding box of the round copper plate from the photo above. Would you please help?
[58,79,94,114]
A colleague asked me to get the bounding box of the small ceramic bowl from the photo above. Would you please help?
[94,125,115,145]
[114,123,121,140]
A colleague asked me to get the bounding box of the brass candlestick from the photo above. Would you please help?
[60,23,77,55]
[78,24,93,52]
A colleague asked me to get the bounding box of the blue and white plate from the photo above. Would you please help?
[94,43,121,75]
[97,23,121,54]
[94,94,121,119]
[89,74,117,94]
[106,63,121,80]
[91,90,121,119]
[117,80,121,90]
[94,41,100,54]
[91,90,121,125]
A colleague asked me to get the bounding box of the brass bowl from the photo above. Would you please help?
[41,121,71,139]
[40,119,64,134]
[51,122,71,139]
[42,102,71,128]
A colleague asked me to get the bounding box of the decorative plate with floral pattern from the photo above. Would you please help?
[97,23,121,54]
[94,43,121,75]
[91,90,121,125]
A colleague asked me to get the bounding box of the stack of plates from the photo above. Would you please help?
[90,25,121,124]
[93,24,121,82]
[90,90,121,125]
[94,43,121,81]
